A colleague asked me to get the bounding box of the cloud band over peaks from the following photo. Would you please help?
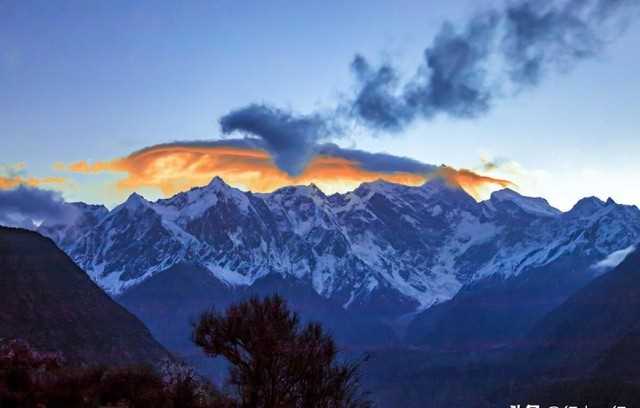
[58,139,512,199]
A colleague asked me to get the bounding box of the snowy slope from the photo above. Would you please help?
[38,177,640,315]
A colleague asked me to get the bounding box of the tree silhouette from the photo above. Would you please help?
[193,295,372,408]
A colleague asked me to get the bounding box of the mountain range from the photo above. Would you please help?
[39,177,640,324]
[8,176,640,406]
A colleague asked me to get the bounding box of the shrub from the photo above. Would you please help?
[193,295,372,408]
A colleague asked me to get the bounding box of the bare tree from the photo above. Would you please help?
[193,295,372,408]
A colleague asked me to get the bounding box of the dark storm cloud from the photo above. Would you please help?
[219,0,638,173]
[315,143,437,174]
[219,104,337,176]
[351,0,638,129]
[503,0,600,86]
[0,186,77,229]
[351,11,500,131]
[349,55,415,132]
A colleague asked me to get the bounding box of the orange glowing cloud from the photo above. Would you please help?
[437,166,514,199]
[59,143,513,200]
[0,175,67,190]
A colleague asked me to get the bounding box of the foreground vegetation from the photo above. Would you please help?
[0,295,370,408]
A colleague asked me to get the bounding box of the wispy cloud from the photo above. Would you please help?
[0,175,67,190]
[0,162,68,190]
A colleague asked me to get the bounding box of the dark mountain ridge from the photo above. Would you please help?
[0,226,170,365]
[524,245,640,378]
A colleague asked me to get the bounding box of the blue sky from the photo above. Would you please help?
[1,0,639,210]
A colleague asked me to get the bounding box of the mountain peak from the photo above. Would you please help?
[490,188,520,200]
[353,179,403,198]
[125,192,147,205]
[307,182,325,195]
[420,177,458,192]
[420,177,476,200]
[160,175,250,217]
[271,183,326,199]
[362,178,399,188]
[115,192,150,214]
[70,201,108,212]
[488,188,561,217]
[206,175,230,190]
[568,196,606,217]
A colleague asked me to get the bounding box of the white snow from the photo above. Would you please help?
[203,262,254,286]
[489,188,561,217]
[593,245,636,270]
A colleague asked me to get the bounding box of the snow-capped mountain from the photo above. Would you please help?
[39,177,640,316]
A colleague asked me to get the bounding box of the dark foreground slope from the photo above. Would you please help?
[526,247,640,377]
[365,247,640,407]
[406,252,598,351]
[470,246,640,406]
[0,226,170,365]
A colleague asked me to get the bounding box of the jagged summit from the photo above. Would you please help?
[488,188,561,217]
[127,191,146,201]
[307,182,324,194]
[155,177,238,207]
[421,176,458,190]
[353,178,406,197]
[271,182,327,198]
[418,178,477,211]
[70,201,109,211]
[490,187,520,200]
[568,196,606,217]
[118,192,150,211]
[206,175,231,190]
